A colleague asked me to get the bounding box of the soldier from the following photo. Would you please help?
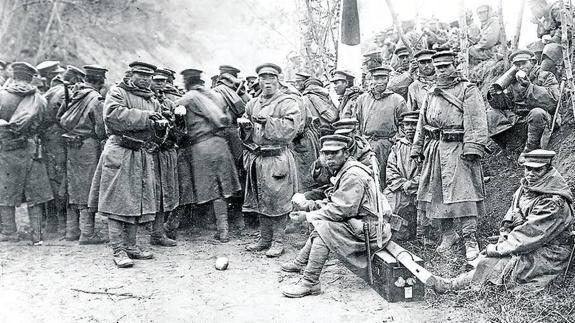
[353,65,408,189]
[149,70,179,247]
[89,61,166,268]
[58,65,108,245]
[173,68,242,243]
[281,135,392,297]
[36,61,65,93]
[407,49,436,111]
[0,62,53,245]
[240,63,302,257]
[469,4,501,64]
[331,70,362,119]
[43,65,86,240]
[431,150,574,293]
[299,76,338,133]
[156,68,183,102]
[292,72,311,93]
[487,49,560,153]
[384,111,421,240]
[411,51,489,261]
[212,64,251,231]
[388,46,415,100]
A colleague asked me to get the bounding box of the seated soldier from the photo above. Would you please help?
[384,111,421,241]
[430,150,574,293]
[469,4,500,64]
[281,134,392,298]
[487,49,560,153]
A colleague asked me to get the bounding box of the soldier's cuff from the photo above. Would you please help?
[463,142,485,157]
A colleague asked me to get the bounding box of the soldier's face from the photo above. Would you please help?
[402,122,417,140]
[259,74,279,97]
[151,79,167,91]
[131,72,152,89]
[524,165,548,184]
[323,149,349,172]
[397,55,410,68]
[418,59,435,76]
[370,74,389,93]
[477,7,490,23]
[435,63,456,78]
[333,80,348,95]
[514,60,535,74]
[294,79,305,91]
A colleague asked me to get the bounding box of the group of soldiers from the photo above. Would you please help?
[0,0,574,298]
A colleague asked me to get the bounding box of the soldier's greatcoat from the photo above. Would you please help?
[412,79,489,219]
[473,168,574,291]
[59,83,106,205]
[43,77,67,200]
[407,74,435,111]
[0,82,53,206]
[242,91,302,216]
[88,81,160,223]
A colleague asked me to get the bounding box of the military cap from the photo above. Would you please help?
[181,68,203,80]
[400,111,420,123]
[219,65,240,77]
[332,118,358,135]
[152,73,168,81]
[256,63,282,76]
[414,49,436,62]
[36,60,64,76]
[542,44,563,65]
[153,68,172,80]
[295,72,311,81]
[369,65,393,76]
[431,51,457,66]
[83,65,108,78]
[522,149,556,168]
[246,75,257,81]
[394,46,410,57]
[510,49,535,64]
[0,60,6,69]
[65,65,86,78]
[320,134,353,152]
[129,61,157,75]
[363,48,381,58]
[330,70,354,82]
[11,62,38,77]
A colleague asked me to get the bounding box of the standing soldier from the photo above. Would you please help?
[407,50,436,111]
[0,62,53,245]
[212,64,251,231]
[173,68,242,243]
[36,61,65,93]
[411,51,489,261]
[353,65,408,189]
[388,46,415,100]
[298,76,338,134]
[149,70,179,247]
[43,65,86,240]
[59,65,108,244]
[240,63,303,257]
[384,111,421,240]
[331,70,362,119]
[157,68,183,102]
[89,61,166,268]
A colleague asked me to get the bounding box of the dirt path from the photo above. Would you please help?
[0,225,459,323]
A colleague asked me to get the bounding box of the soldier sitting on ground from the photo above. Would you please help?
[430,150,575,293]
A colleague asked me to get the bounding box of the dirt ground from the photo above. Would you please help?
[0,207,472,323]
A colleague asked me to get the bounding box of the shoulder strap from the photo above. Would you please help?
[431,86,465,113]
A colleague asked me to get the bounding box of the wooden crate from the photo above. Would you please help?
[371,249,425,302]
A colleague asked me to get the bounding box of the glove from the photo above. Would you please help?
[460,153,480,162]
[485,244,498,257]
[253,115,267,124]
[237,117,252,128]
[174,105,187,116]
[149,112,164,121]
[292,193,312,211]
[289,211,307,223]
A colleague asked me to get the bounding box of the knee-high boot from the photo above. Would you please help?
[28,204,44,245]
[124,223,153,259]
[65,205,80,241]
[151,212,177,246]
[0,206,18,241]
[213,199,229,243]
[79,208,106,245]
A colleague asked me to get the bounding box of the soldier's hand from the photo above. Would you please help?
[401,181,412,193]
[410,153,423,164]
[409,60,418,74]
[174,105,187,116]
[292,193,311,211]
[153,119,169,130]
[289,211,307,223]
[149,112,164,121]
[253,115,267,124]
[237,117,252,128]
[497,232,509,243]
[515,70,529,86]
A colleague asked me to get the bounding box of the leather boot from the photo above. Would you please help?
[151,212,177,247]
[113,250,134,268]
[282,237,328,298]
[281,237,312,272]
[125,223,153,259]
[266,215,287,258]
[28,205,44,246]
[213,199,229,243]
[109,221,133,269]
[65,206,80,241]
[79,209,107,245]
[282,279,322,298]
[164,208,182,240]
[524,123,545,153]
[429,271,474,294]
[436,231,460,254]
[0,206,18,242]
[246,214,272,252]
[463,235,480,261]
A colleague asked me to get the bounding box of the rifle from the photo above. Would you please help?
[542,80,565,149]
